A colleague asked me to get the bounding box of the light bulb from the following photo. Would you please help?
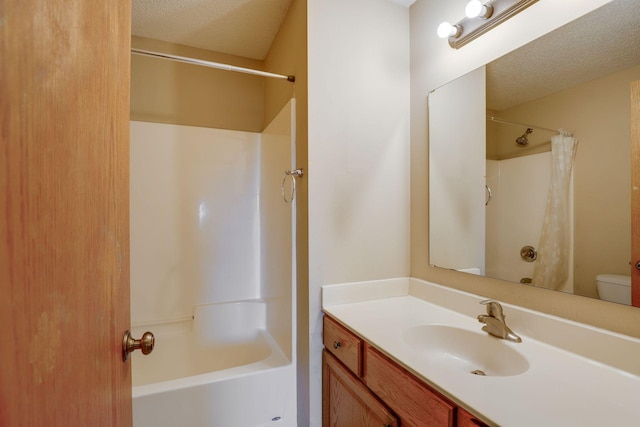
[465,0,492,19]
[437,22,460,39]
[465,0,483,18]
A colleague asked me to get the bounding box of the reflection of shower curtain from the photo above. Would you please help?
[532,133,577,290]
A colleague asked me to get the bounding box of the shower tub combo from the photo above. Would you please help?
[129,100,297,426]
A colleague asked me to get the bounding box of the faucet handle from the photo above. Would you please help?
[480,299,504,319]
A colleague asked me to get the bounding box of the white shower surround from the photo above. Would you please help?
[486,152,574,292]
[129,100,297,426]
[130,122,262,322]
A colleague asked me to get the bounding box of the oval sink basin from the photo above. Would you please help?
[402,325,529,377]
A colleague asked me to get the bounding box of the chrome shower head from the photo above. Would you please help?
[516,128,533,146]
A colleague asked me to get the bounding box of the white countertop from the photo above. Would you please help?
[322,278,640,426]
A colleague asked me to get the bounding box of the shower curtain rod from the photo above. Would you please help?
[131,48,295,82]
[487,116,570,135]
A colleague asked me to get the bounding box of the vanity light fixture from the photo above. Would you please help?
[440,0,539,49]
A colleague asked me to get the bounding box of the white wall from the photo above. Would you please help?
[307,0,410,424]
[429,66,486,273]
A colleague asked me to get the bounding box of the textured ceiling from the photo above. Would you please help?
[131,0,294,60]
[487,0,640,111]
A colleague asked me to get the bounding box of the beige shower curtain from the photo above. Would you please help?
[532,133,578,290]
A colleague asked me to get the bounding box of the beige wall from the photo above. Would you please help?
[411,0,640,340]
[487,116,552,160]
[130,36,265,132]
[261,0,310,424]
[264,0,306,129]
[308,0,410,424]
[499,64,640,299]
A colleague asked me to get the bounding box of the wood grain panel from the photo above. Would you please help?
[457,408,490,427]
[324,315,363,376]
[632,80,640,307]
[0,0,132,425]
[364,345,455,427]
[323,350,398,427]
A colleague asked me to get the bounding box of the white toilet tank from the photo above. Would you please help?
[596,274,631,305]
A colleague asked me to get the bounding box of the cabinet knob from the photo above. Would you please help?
[333,341,342,349]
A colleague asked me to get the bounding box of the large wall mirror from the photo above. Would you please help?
[428,0,640,307]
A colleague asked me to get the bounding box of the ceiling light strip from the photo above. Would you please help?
[131,48,295,82]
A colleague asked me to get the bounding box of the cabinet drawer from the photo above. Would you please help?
[323,315,363,376]
[364,345,456,427]
[457,408,490,427]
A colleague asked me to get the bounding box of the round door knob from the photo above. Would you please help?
[122,330,154,362]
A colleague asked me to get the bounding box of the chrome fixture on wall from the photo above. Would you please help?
[477,300,522,342]
[281,169,304,204]
[520,245,537,262]
[437,0,540,49]
[516,128,533,146]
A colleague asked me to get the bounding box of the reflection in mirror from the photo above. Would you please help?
[429,0,640,306]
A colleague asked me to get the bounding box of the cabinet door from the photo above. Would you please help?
[323,350,398,427]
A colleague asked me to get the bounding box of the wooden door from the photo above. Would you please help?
[632,80,640,307]
[0,1,132,425]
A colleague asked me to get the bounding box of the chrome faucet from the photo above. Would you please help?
[477,300,522,343]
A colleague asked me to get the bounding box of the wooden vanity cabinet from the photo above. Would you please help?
[322,314,490,427]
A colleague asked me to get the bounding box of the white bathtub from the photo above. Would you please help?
[131,301,296,427]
